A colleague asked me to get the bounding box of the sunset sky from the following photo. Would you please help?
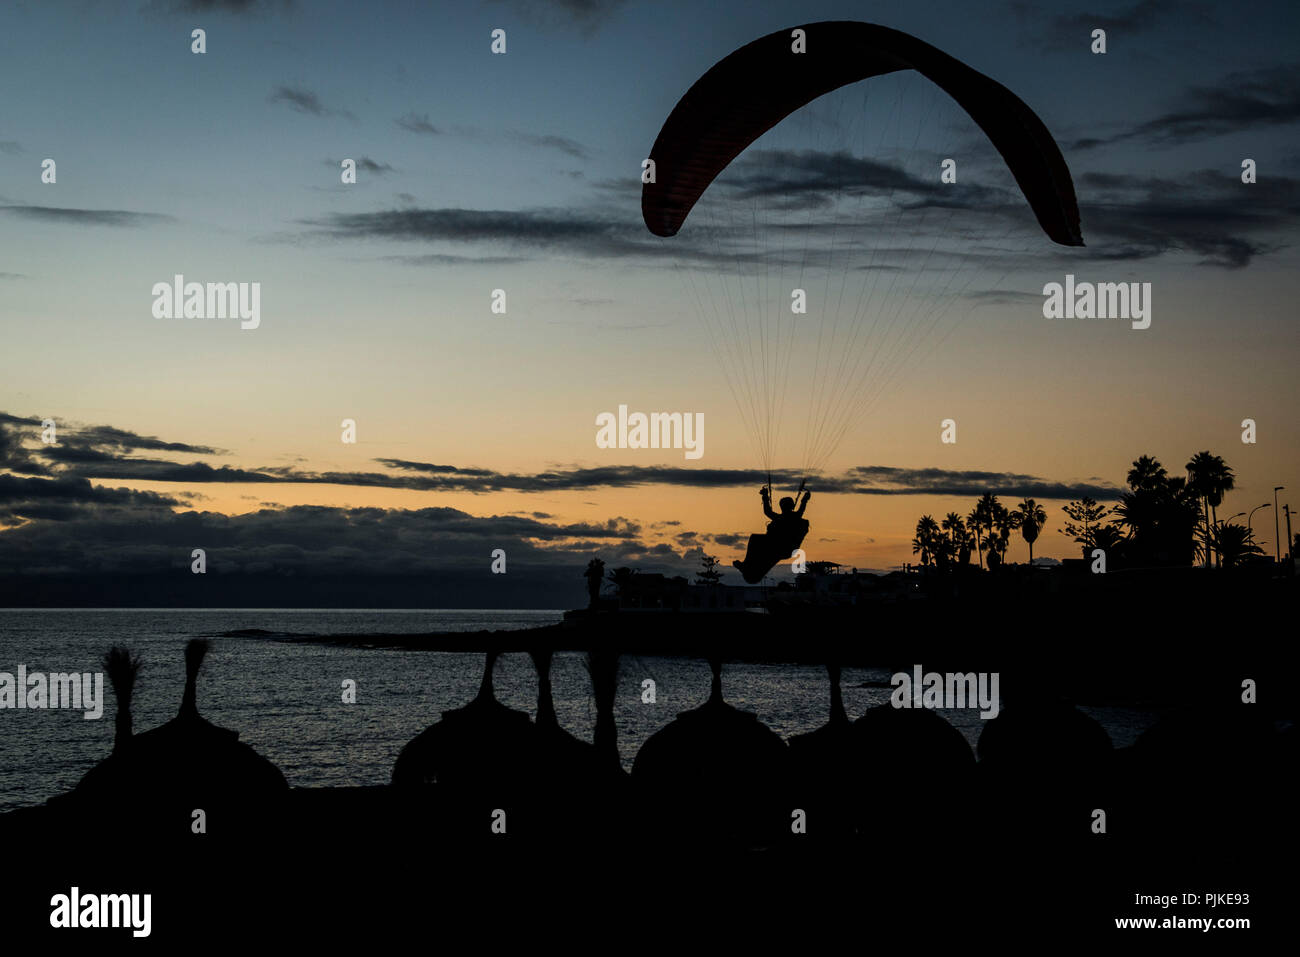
[1,0,1297,604]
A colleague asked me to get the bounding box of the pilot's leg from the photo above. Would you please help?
[733,534,766,579]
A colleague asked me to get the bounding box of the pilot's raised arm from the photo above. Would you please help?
[795,489,811,518]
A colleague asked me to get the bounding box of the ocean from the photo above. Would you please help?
[0,609,1161,812]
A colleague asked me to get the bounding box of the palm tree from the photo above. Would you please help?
[606,566,636,595]
[1204,455,1235,568]
[965,505,984,569]
[1013,498,1047,563]
[1128,455,1168,491]
[941,512,965,546]
[987,500,1015,568]
[1208,522,1262,568]
[1185,451,1215,568]
[1116,460,1201,567]
[941,512,967,569]
[969,493,1000,569]
[912,514,941,567]
[1094,523,1125,553]
[583,557,606,607]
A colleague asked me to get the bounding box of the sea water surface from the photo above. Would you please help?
[0,609,1161,812]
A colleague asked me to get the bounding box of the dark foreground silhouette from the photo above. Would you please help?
[1,585,1293,944]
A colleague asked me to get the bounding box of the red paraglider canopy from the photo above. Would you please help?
[642,20,1083,247]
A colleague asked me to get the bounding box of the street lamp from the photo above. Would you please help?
[1275,487,1286,562]
[1248,503,1271,543]
[1248,504,1268,548]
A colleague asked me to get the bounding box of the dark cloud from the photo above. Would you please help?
[155,0,293,11]
[0,414,219,455]
[304,206,615,245]
[511,131,590,159]
[2,410,1132,597]
[410,122,590,158]
[488,0,628,33]
[1011,0,1213,50]
[377,253,530,267]
[269,86,354,120]
[293,149,1044,274]
[1077,169,1297,268]
[326,157,394,174]
[0,473,180,523]
[70,424,220,455]
[846,466,1119,500]
[396,112,441,135]
[1066,64,1300,150]
[721,149,1006,212]
[297,204,793,269]
[0,499,658,580]
[0,206,172,227]
[376,459,494,476]
[3,413,1121,502]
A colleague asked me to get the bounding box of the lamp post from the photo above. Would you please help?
[1248,503,1271,546]
[1275,487,1285,562]
[1286,504,1293,565]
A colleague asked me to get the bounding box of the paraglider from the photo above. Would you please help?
[733,483,811,583]
[642,21,1083,572]
[642,21,1082,245]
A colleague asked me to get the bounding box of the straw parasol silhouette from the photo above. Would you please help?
[632,653,788,845]
[391,650,534,792]
[786,662,859,837]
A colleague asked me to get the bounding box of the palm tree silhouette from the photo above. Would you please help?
[941,512,965,552]
[1013,498,1047,563]
[911,515,941,566]
[1186,451,1235,568]
[1127,455,1168,491]
[583,557,606,607]
[1117,457,1201,566]
[969,494,1000,569]
[1208,521,1263,568]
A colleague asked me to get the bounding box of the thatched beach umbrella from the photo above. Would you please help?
[391,650,534,793]
[529,648,597,776]
[116,639,286,796]
[632,655,788,845]
[786,663,859,837]
[852,702,975,840]
[975,694,1112,844]
[71,639,286,841]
